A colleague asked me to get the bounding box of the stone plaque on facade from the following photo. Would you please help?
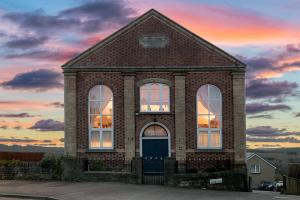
[139,35,169,48]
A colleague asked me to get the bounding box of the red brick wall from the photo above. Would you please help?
[74,16,235,67]
[76,71,234,170]
[185,152,233,171]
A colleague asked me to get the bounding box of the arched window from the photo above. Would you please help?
[140,83,170,112]
[143,125,168,137]
[89,85,113,149]
[197,84,222,149]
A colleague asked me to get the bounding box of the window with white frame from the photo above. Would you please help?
[197,84,222,149]
[140,83,170,112]
[89,85,113,149]
[250,164,261,173]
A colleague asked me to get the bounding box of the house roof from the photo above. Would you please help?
[246,152,277,169]
[62,9,246,69]
[246,152,255,160]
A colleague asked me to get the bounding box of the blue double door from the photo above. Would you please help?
[142,139,168,174]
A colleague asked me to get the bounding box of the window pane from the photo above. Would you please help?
[198,85,208,100]
[197,86,209,115]
[197,115,209,128]
[90,115,100,128]
[140,88,147,103]
[140,104,148,112]
[210,131,220,148]
[209,85,221,100]
[102,131,113,148]
[161,103,169,112]
[150,84,160,102]
[250,165,254,173]
[149,104,160,112]
[101,86,113,102]
[198,131,208,148]
[143,125,167,137]
[102,100,113,115]
[209,99,221,115]
[89,85,101,100]
[197,99,208,114]
[140,86,148,111]
[250,164,260,173]
[144,126,156,136]
[90,131,100,148]
[162,85,169,102]
[210,115,220,128]
[102,115,112,128]
[90,101,101,114]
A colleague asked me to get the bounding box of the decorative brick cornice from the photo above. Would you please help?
[63,66,246,73]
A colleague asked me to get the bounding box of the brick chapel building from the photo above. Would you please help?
[62,9,246,180]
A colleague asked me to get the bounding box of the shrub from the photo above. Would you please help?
[0,160,33,180]
[0,159,23,167]
[40,154,63,179]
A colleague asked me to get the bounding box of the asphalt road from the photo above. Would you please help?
[0,180,299,200]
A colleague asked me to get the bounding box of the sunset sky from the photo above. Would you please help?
[0,0,300,149]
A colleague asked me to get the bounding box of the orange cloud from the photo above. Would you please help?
[0,120,34,129]
[0,137,63,147]
[259,54,300,78]
[157,3,300,44]
[257,65,300,79]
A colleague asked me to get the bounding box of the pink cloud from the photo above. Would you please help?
[78,34,104,47]
[151,3,300,44]
[243,42,300,79]
[0,100,62,111]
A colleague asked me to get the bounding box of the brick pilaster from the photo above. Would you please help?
[124,76,136,161]
[64,73,77,157]
[175,75,186,161]
[232,72,246,164]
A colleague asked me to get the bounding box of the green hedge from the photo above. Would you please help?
[0,159,24,167]
[40,154,63,179]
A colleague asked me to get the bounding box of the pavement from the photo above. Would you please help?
[0,180,299,200]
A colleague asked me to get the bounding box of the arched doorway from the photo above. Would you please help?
[140,122,170,174]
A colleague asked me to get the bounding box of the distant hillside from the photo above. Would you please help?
[0,144,64,154]
[248,147,300,155]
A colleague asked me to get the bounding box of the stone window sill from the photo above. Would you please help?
[195,149,223,153]
[86,149,116,153]
[137,112,172,115]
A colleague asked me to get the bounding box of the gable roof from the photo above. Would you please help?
[246,152,276,169]
[62,9,246,69]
